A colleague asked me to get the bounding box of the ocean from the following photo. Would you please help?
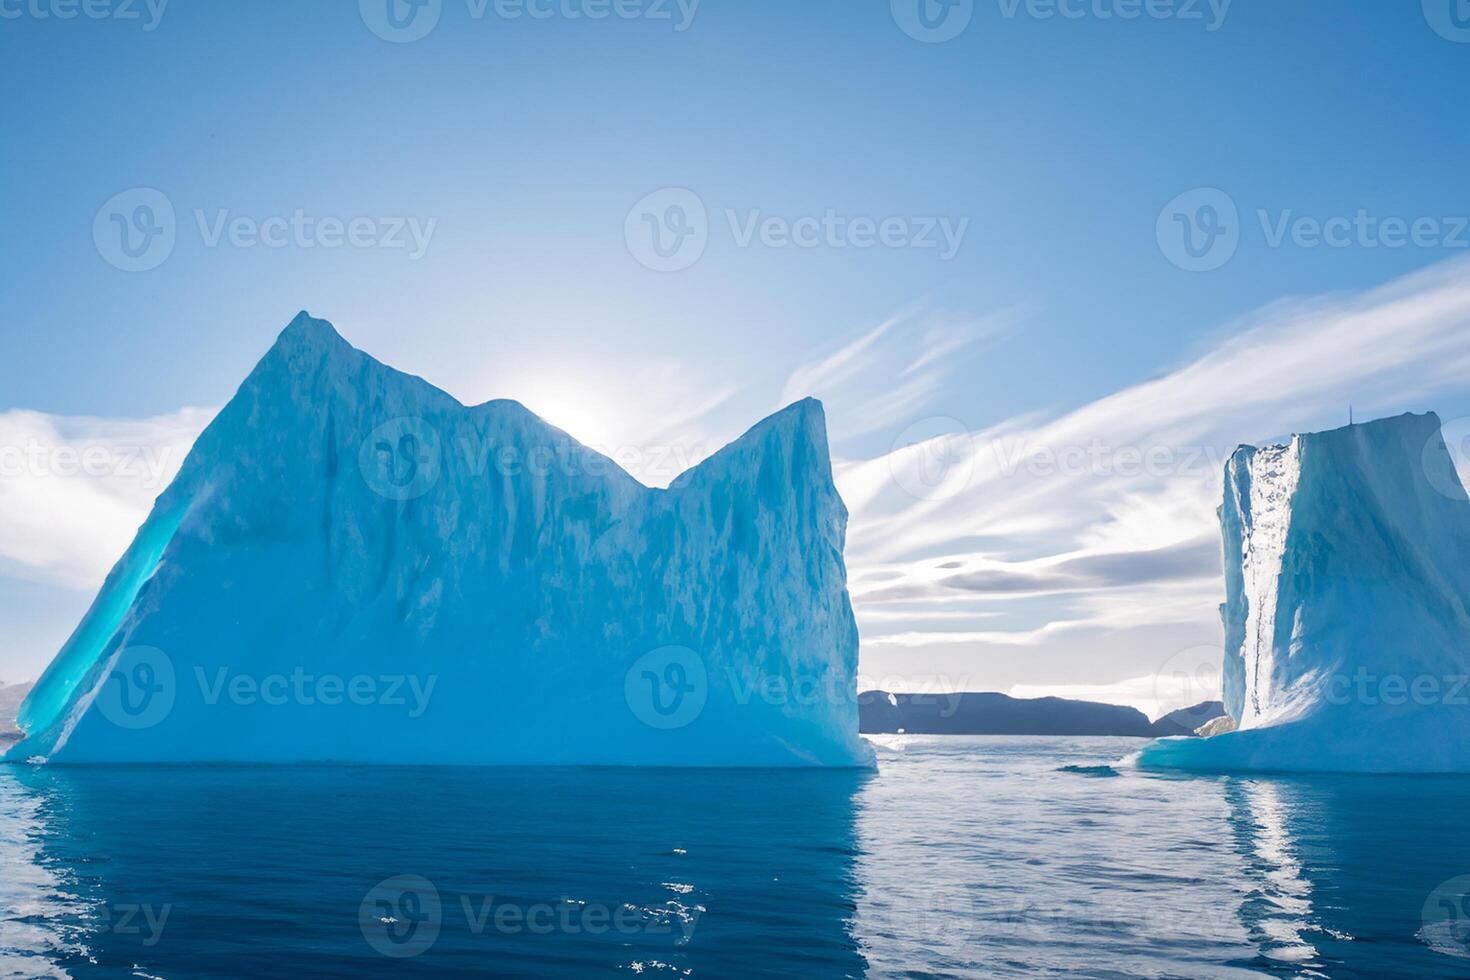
[2,736,1468,978]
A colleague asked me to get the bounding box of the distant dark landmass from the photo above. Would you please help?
[1149,701,1228,737]
[0,681,32,743]
[859,691,1226,738]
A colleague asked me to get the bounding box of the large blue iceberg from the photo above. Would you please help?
[8,314,872,766]
[1139,412,1470,773]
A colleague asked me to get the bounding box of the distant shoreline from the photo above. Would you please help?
[860,690,1225,739]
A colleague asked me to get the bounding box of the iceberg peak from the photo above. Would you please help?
[672,397,833,490]
[280,308,346,346]
[262,310,362,369]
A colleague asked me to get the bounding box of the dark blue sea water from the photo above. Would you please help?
[4,736,1470,978]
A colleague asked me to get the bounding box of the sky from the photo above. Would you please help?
[3,0,1470,716]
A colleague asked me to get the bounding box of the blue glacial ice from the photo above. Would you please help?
[8,313,873,766]
[1139,411,1470,773]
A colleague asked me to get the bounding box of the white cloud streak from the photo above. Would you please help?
[778,307,1020,442]
[0,408,213,589]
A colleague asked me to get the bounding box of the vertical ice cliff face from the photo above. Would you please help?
[8,314,873,766]
[1221,440,1303,728]
[1141,412,1470,772]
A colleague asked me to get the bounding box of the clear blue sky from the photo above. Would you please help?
[4,1,1470,708]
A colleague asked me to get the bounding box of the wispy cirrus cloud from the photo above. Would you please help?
[777,307,1021,442]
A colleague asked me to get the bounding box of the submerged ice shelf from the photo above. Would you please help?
[1140,412,1470,773]
[9,313,873,766]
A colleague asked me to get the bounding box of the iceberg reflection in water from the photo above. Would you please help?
[0,765,869,978]
[4,739,1470,977]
